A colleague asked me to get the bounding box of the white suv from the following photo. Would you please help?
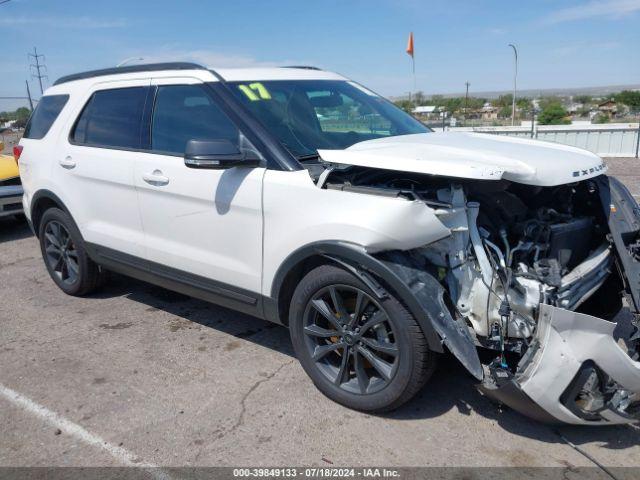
[19,63,640,424]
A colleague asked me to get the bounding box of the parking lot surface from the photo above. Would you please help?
[1,158,640,472]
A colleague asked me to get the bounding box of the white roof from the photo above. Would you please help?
[215,67,347,82]
[412,106,437,113]
[46,66,349,95]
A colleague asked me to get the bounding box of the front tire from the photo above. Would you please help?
[289,264,437,412]
[38,208,103,296]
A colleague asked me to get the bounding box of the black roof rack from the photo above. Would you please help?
[281,65,322,70]
[53,62,207,86]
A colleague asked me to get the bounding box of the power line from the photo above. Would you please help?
[28,47,48,95]
[0,1,13,5]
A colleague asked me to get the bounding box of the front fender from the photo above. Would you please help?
[270,241,484,380]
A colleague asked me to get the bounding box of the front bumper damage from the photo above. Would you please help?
[480,176,640,424]
[481,304,640,424]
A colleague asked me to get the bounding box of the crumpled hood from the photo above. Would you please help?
[317,132,607,187]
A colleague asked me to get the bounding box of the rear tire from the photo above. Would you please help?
[38,208,104,296]
[289,264,437,412]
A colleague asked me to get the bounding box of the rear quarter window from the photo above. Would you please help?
[23,94,69,139]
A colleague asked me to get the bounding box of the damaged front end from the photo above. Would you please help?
[479,176,640,424]
[475,176,640,424]
[481,303,640,424]
[317,163,640,424]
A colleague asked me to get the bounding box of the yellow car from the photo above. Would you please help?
[0,142,24,218]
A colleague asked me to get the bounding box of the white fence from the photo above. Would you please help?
[451,123,640,157]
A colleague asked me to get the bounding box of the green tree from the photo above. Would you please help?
[538,102,571,125]
[393,99,414,113]
[492,94,513,108]
[574,95,592,105]
[441,97,463,114]
[15,107,31,121]
[614,90,640,111]
[516,97,533,111]
[592,113,610,124]
[539,96,564,110]
[466,97,486,110]
[498,105,512,118]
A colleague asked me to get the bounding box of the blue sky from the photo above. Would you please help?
[1,0,639,110]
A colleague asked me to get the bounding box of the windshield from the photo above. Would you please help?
[228,80,430,158]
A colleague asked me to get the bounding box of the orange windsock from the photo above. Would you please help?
[406,32,414,57]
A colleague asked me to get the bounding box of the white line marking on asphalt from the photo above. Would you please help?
[0,383,172,480]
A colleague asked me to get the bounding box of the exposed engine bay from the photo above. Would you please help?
[313,163,640,424]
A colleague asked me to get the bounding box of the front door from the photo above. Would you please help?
[134,79,265,307]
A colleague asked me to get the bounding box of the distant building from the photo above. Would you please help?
[412,105,438,115]
[481,102,498,120]
[412,105,439,120]
[597,99,617,118]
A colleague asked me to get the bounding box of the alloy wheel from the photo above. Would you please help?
[302,284,399,395]
[43,220,79,285]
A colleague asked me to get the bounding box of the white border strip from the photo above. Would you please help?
[0,383,171,479]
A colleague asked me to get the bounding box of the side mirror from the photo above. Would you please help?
[184,139,261,169]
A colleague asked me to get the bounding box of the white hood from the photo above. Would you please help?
[317,132,607,187]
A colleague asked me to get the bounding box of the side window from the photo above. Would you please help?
[151,84,240,155]
[72,87,148,149]
[24,94,69,139]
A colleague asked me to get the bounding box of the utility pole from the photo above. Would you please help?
[28,47,48,95]
[25,80,34,111]
[464,81,470,114]
[508,44,518,127]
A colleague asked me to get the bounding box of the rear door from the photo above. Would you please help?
[133,78,265,302]
[57,80,150,257]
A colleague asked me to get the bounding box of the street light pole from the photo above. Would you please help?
[508,44,518,126]
[464,81,470,115]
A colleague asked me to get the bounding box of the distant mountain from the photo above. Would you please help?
[390,84,640,101]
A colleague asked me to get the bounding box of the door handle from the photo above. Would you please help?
[142,170,170,186]
[59,156,76,169]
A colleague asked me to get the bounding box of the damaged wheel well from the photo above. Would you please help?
[268,242,486,376]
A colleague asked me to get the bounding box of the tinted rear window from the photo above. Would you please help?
[72,87,148,149]
[23,95,69,139]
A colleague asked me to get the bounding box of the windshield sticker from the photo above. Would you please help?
[347,81,378,97]
[238,83,272,101]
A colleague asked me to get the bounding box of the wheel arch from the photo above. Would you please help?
[269,241,485,380]
[268,241,445,353]
[30,189,72,238]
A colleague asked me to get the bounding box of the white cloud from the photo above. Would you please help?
[545,0,640,24]
[0,16,129,28]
